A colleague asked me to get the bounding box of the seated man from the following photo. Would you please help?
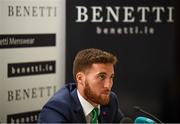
[38,48,124,123]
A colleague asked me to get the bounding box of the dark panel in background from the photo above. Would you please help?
[66,0,179,122]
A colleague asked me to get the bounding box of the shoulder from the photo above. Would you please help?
[43,83,77,112]
[38,83,78,122]
[109,91,119,103]
[107,91,121,111]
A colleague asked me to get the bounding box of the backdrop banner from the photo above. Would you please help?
[0,0,65,123]
[66,0,178,122]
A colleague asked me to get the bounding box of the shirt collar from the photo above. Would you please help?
[77,90,100,116]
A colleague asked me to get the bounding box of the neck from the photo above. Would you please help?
[78,88,98,107]
[86,98,98,107]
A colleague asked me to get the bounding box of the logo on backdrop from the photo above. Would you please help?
[75,6,175,35]
[7,110,40,123]
[8,5,57,17]
[8,60,56,77]
[0,34,56,49]
[7,85,57,102]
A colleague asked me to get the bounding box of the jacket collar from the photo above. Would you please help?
[99,105,110,122]
[70,87,87,123]
[69,83,110,123]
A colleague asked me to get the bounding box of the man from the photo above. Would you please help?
[38,48,124,123]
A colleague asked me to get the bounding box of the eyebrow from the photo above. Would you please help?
[97,72,107,75]
[97,72,115,77]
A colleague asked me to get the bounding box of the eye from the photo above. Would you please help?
[98,74,106,80]
[111,75,115,79]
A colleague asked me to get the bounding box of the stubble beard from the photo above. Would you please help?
[84,80,110,105]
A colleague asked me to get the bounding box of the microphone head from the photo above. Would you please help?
[133,106,141,111]
[120,117,133,123]
[134,116,155,124]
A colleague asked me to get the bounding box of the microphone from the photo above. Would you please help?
[120,117,133,123]
[134,116,155,124]
[133,106,163,124]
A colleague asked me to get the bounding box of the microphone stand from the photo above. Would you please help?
[134,106,164,124]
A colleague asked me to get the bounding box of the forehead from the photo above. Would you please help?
[87,63,114,74]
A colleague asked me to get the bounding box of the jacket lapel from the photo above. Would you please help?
[99,106,110,123]
[70,88,86,123]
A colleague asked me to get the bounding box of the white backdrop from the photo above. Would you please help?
[0,0,65,122]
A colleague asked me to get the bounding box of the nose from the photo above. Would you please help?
[104,79,113,90]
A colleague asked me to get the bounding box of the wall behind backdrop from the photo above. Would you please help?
[66,0,180,122]
[0,0,65,123]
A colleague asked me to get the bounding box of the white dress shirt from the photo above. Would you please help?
[77,90,100,123]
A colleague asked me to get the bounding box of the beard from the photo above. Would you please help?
[84,80,110,105]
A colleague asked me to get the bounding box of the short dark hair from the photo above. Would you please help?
[73,48,118,81]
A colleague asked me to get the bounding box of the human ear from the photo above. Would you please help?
[76,72,85,86]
